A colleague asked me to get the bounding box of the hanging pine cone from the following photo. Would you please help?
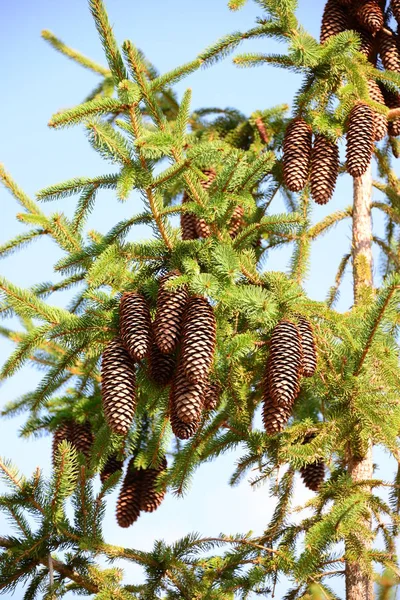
[357,30,375,60]
[265,320,303,408]
[71,421,93,459]
[181,192,199,241]
[120,292,152,362]
[100,454,124,484]
[283,118,312,192]
[169,390,201,439]
[229,205,245,238]
[378,30,400,72]
[195,218,211,238]
[392,0,400,24]
[300,434,325,491]
[52,421,73,466]
[101,338,137,436]
[382,88,400,137]
[262,391,293,435]
[149,342,176,386]
[140,457,168,513]
[367,80,388,141]
[297,317,317,378]
[116,460,142,527]
[346,103,375,177]
[320,0,349,43]
[170,362,206,424]
[310,135,339,205]
[181,296,216,384]
[203,381,222,411]
[154,271,189,355]
[353,0,383,33]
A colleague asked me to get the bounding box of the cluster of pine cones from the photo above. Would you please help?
[180,168,245,240]
[283,0,400,203]
[101,271,219,440]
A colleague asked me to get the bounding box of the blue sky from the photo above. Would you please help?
[0,0,395,598]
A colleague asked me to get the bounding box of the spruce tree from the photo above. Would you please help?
[1,0,400,598]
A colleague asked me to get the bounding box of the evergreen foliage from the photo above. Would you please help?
[1,0,400,597]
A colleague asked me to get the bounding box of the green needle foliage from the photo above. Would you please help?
[1,0,400,598]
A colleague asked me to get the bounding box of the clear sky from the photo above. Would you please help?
[0,1,395,598]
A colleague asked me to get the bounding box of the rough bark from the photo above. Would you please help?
[346,164,374,600]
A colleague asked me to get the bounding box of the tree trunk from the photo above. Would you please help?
[345,164,374,600]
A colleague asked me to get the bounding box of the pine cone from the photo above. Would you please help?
[378,30,400,72]
[320,0,349,43]
[101,338,137,436]
[297,317,317,378]
[300,434,325,491]
[71,421,93,459]
[52,421,73,466]
[203,381,222,411]
[116,460,142,527]
[195,218,211,238]
[392,0,400,24]
[120,292,152,361]
[336,0,354,5]
[382,88,400,137]
[169,384,202,439]
[229,205,245,238]
[368,80,388,141]
[357,29,375,60]
[181,296,216,384]
[170,362,206,424]
[154,271,189,355]
[100,454,124,484]
[353,0,383,33]
[310,135,339,205]
[140,457,168,513]
[194,169,216,239]
[181,192,199,241]
[265,320,303,408]
[346,103,375,177]
[149,342,176,386]
[262,391,292,435]
[283,118,312,192]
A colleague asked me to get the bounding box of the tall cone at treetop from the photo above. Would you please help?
[154,271,189,355]
[282,118,312,192]
[101,338,137,436]
[181,296,216,384]
[116,460,142,528]
[265,320,303,408]
[346,103,375,177]
[119,292,152,362]
[310,135,339,205]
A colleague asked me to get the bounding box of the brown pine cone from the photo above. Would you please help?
[71,421,93,459]
[300,434,325,491]
[194,169,216,239]
[310,135,339,205]
[52,421,73,466]
[181,296,216,384]
[154,271,189,355]
[265,320,303,408]
[149,342,176,386]
[392,0,400,24]
[116,460,142,527]
[367,80,388,141]
[346,103,375,177]
[120,292,152,362]
[169,387,202,439]
[382,88,400,137]
[353,0,383,33]
[100,454,124,484]
[262,391,293,435]
[140,457,168,513]
[357,29,375,60]
[169,362,206,424]
[297,317,317,378]
[181,192,199,241]
[283,118,312,192]
[203,381,222,411]
[101,338,137,436]
[320,0,350,43]
[195,218,211,239]
[336,0,354,4]
[229,205,245,238]
[378,30,400,72]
